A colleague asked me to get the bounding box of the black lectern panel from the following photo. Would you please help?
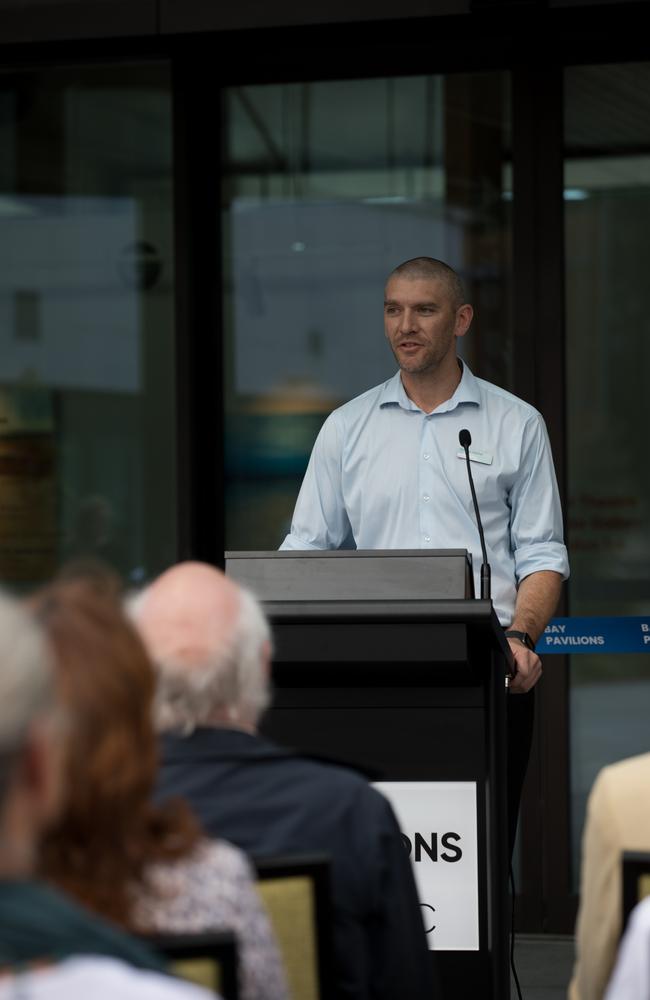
[224,551,510,1000]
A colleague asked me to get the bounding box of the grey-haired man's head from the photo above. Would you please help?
[128,562,272,736]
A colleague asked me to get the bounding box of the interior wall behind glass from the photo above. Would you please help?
[222,72,512,550]
[0,65,175,587]
[565,63,650,885]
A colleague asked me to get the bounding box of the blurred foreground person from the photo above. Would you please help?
[34,580,287,1000]
[0,589,213,1000]
[570,753,650,1000]
[131,561,438,1000]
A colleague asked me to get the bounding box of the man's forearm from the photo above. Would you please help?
[509,570,563,643]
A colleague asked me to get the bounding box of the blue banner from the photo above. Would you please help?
[540,616,650,655]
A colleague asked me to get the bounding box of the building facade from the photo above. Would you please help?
[1,0,649,931]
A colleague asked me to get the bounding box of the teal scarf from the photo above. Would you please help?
[0,879,163,972]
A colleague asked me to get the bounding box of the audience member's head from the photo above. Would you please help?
[32,580,200,927]
[128,562,271,735]
[0,591,63,877]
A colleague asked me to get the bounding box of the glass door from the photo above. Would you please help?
[565,62,650,885]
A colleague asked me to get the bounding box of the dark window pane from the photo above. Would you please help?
[0,65,175,585]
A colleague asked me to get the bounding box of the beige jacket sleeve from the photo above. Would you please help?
[569,768,621,1000]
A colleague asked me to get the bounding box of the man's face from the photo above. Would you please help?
[384,276,466,376]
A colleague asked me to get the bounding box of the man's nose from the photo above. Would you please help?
[400,309,417,334]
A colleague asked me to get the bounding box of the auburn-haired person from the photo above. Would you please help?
[32,579,287,1000]
[34,579,197,920]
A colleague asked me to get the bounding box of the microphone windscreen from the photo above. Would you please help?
[459,429,472,449]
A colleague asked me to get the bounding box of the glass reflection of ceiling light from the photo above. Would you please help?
[362,195,410,205]
[502,189,590,201]
[564,188,589,201]
[0,196,37,217]
[291,241,306,252]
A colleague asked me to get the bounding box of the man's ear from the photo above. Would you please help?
[454,303,474,340]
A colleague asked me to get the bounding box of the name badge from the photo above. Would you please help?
[456,449,493,466]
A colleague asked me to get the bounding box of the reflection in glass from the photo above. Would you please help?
[565,63,650,883]
[0,66,175,585]
[222,73,512,550]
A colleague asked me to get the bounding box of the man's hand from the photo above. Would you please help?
[506,570,562,693]
[507,638,542,694]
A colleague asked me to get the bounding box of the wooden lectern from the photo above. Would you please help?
[226,549,511,1000]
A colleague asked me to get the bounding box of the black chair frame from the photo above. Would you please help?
[622,850,650,935]
[253,852,333,998]
[142,929,239,1000]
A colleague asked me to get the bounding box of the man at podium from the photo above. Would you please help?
[280,256,569,846]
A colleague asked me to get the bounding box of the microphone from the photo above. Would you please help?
[458,429,491,600]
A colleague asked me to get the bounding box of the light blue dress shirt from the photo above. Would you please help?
[280,362,569,625]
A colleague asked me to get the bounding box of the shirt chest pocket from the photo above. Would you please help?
[452,449,507,512]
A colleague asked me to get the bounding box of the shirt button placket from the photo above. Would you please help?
[421,418,434,545]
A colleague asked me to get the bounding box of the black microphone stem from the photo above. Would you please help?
[459,432,491,600]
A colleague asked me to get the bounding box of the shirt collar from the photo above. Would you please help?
[379,359,481,414]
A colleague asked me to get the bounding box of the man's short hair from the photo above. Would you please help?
[387,257,466,309]
[147,586,272,735]
[0,591,53,804]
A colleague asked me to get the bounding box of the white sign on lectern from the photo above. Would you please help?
[374,781,479,951]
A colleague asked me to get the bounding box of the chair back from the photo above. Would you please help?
[622,851,650,934]
[142,930,239,999]
[254,853,333,1000]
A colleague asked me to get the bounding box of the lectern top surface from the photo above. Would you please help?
[225,549,474,602]
[226,549,470,558]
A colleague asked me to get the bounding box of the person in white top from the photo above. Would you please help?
[604,896,650,1000]
[0,957,213,1000]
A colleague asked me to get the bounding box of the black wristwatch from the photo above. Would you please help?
[504,630,536,651]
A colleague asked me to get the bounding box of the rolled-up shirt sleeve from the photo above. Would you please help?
[509,413,570,584]
[280,412,353,550]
